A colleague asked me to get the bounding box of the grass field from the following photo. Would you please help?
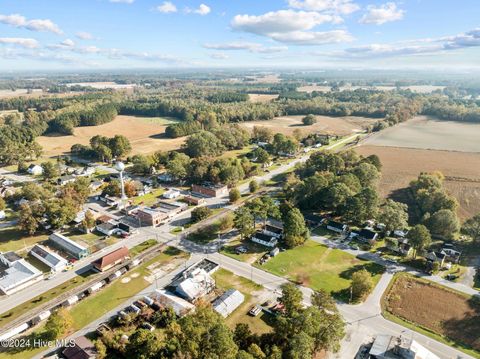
[130,239,158,256]
[0,227,48,253]
[383,273,480,357]
[248,94,279,103]
[69,247,188,330]
[364,116,480,152]
[37,115,186,158]
[356,145,480,220]
[220,239,269,264]
[131,188,165,206]
[212,268,274,334]
[259,240,384,301]
[240,115,375,137]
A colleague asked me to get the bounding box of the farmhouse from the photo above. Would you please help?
[49,232,89,259]
[154,289,195,317]
[137,207,168,226]
[0,252,43,295]
[251,231,278,248]
[92,246,129,272]
[176,268,215,302]
[30,244,68,272]
[326,221,348,233]
[27,164,43,176]
[192,182,229,198]
[368,334,439,359]
[212,289,245,318]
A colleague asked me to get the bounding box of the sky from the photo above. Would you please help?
[0,0,479,71]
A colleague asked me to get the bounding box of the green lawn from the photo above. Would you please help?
[130,239,157,256]
[0,227,48,252]
[69,247,188,330]
[312,226,338,239]
[0,270,96,327]
[220,239,269,264]
[132,188,165,206]
[213,268,274,334]
[135,116,180,126]
[260,240,384,301]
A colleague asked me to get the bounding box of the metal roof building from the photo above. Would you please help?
[155,289,195,317]
[30,244,68,272]
[176,268,215,302]
[49,233,89,259]
[212,289,245,318]
[0,252,43,295]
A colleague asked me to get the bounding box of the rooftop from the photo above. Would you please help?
[93,247,129,270]
[0,253,42,293]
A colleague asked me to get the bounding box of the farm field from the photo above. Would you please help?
[0,89,43,98]
[356,145,480,219]
[259,240,384,301]
[383,274,480,356]
[37,115,186,157]
[212,268,274,334]
[248,93,279,103]
[240,115,376,136]
[364,116,480,152]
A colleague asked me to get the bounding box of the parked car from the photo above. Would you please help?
[235,246,247,254]
[248,305,262,317]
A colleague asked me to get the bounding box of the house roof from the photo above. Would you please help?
[93,246,129,270]
[30,245,67,268]
[96,222,117,232]
[213,289,245,318]
[62,336,96,359]
[176,268,214,301]
[359,228,377,240]
[327,221,346,230]
[0,254,42,292]
[253,231,277,243]
[49,233,87,255]
[265,224,283,234]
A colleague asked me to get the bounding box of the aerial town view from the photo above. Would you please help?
[0,0,479,358]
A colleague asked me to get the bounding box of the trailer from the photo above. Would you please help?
[87,281,104,294]
[0,323,30,341]
[31,310,51,326]
[62,295,79,307]
[107,270,122,283]
[127,258,142,270]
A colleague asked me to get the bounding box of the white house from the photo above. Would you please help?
[0,210,5,220]
[27,164,43,176]
[326,221,348,233]
[163,188,181,199]
[251,231,278,248]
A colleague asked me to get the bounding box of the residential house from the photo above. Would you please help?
[158,172,175,183]
[326,221,348,233]
[387,237,413,257]
[442,247,461,264]
[27,164,43,176]
[137,207,168,226]
[89,181,103,192]
[133,180,152,196]
[0,252,43,295]
[358,228,378,243]
[251,231,278,248]
[97,194,121,207]
[163,188,181,199]
[96,222,118,236]
[192,182,229,198]
[62,336,97,359]
[92,246,129,272]
[30,245,68,272]
[49,232,89,259]
[426,251,447,268]
[57,175,76,186]
[263,224,283,239]
[212,289,245,318]
[303,213,325,227]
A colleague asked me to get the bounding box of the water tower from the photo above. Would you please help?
[115,161,127,209]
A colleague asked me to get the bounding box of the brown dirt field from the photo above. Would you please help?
[37,115,185,157]
[356,145,480,220]
[384,275,480,350]
[241,115,375,136]
[248,94,279,103]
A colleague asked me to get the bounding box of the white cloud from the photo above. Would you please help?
[231,10,351,45]
[76,31,94,40]
[204,41,288,53]
[0,14,62,34]
[195,4,211,15]
[288,0,360,15]
[331,28,480,58]
[156,1,177,13]
[0,37,39,49]
[360,2,404,25]
[210,53,229,59]
[109,0,135,3]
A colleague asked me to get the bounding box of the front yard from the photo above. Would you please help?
[259,240,384,301]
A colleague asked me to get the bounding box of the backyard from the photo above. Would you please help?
[259,240,384,301]
[212,268,275,334]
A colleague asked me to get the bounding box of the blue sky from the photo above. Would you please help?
[0,0,479,70]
